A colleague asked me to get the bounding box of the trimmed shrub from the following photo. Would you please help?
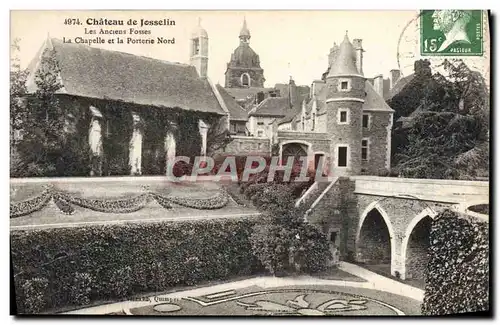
[248,184,330,276]
[422,209,489,315]
[11,217,263,314]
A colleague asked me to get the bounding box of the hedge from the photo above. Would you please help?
[11,217,263,314]
[422,209,489,315]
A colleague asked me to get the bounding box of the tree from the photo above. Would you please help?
[14,46,65,176]
[249,184,331,275]
[10,39,29,176]
[390,59,489,179]
[12,44,92,177]
[10,38,28,140]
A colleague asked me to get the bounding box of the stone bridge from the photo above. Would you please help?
[306,176,489,281]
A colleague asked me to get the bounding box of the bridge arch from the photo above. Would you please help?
[356,201,396,275]
[400,207,438,280]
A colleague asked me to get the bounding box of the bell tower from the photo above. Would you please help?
[190,18,209,78]
[325,32,366,176]
[224,18,265,88]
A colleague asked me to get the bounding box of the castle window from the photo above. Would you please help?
[338,108,349,124]
[337,145,348,167]
[257,129,264,137]
[361,138,370,161]
[301,116,305,130]
[257,121,264,126]
[362,114,371,128]
[241,73,250,87]
[338,79,351,92]
[312,113,316,131]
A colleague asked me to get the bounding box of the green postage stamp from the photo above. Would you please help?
[420,10,483,56]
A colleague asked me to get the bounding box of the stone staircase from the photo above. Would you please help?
[295,177,340,218]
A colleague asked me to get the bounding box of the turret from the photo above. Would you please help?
[325,32,366,176]
[190,18,209,78]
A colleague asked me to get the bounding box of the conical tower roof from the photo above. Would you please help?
[239,17,251,39]
[328,32,361,78]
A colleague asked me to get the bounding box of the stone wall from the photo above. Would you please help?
[357,210,391,264]
[223,136,270,155]
[304,176,488,279]
[277,131,331,155]
[405,216,432,280]
[353,176,489,204]
[307,178,356,260]
[352,194,446,278]
[361,111,392,175]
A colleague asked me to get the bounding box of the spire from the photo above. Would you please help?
[327,31,361,78]
[239,17,251,42]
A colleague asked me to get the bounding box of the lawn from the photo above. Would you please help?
[357,263,426,290]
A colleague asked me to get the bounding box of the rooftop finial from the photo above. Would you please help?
[239,16,251,41]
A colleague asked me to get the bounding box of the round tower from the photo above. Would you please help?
[325,32,366,176]
[190,18,209,78]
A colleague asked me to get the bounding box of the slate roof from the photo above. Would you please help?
[250,97,289,117]
[215,84,248,121]
[27,38,226,115]
[224,87,274,101]
[239,18,251,38]
[327,34,362,77]
[363,81,394,112]
[384,73,415,101]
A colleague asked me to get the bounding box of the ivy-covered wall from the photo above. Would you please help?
[422,209,489,315]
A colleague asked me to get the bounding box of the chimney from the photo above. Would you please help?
[373,74,384,96]
[288,77,297,108]
[310,80,324,98]
[389,69,401,88]
[352,39,364,75]
[328,42,339,68]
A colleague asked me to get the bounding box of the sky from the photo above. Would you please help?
[10,10,489,87]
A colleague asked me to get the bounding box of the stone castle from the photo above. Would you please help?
[189,18,402,176]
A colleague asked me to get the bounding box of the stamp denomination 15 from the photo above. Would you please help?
[420,10,483,56]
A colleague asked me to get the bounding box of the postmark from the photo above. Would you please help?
[420,10,483,56]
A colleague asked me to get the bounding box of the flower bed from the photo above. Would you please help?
[11,217,264,314]
[422,209,489,315]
